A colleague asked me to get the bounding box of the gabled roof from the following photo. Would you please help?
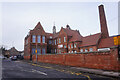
[46,33,53,38]
[53,32,59,39]
[98,37,115,48]
[31,22,46,35]
[63,27,83,42]
[9,47,20,56]
[79,33,101,47]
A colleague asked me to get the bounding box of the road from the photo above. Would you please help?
[2,59,115,80]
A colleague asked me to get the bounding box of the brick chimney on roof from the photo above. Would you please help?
[98,4,109,38]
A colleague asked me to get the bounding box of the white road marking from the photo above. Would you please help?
[31,69,47,76]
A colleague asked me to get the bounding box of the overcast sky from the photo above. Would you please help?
[1,2,118,51]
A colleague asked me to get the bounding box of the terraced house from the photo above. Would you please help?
[24,5,115,57]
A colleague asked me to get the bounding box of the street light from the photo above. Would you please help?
[35,42,38,64]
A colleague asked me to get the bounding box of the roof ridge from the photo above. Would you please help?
[83,32,101,38]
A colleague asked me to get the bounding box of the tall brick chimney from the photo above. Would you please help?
[98,4,109,38]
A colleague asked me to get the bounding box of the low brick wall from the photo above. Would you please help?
[24,56,30,60]
[29,47,120,71]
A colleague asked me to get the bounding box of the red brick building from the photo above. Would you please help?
[24,5,115,57]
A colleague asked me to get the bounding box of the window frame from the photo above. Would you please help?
[32,35,36,43]
[37,35,41,43]
[59,38,61,43]
[42,36,45,43]
[64,36,66,42]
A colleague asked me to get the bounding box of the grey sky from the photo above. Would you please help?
[1,2,118,51]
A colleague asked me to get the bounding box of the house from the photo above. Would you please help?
[24,4,116,57]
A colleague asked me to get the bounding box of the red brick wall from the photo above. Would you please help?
[27,47,120,71]
[24,56,30,60]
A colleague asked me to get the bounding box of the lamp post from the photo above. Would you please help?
[35,42,38,64]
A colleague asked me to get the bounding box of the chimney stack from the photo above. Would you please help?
[98,4,109,38]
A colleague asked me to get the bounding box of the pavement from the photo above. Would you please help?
[23,60,120,78]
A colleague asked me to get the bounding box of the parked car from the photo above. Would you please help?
[11,56,17,61]
[17,55,24,60]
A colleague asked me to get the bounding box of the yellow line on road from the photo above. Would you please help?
[30,63,91,80]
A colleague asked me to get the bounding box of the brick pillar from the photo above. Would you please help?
[98,4,109,38]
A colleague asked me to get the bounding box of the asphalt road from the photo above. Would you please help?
[2,59,115,80]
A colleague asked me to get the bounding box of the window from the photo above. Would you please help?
[42,36,45,43]
[37,35,41,43]
[71,51,73,53]
[71,44,73,48]
[74,51,77,53]
[42,48,45,54]
[32,48,35,54]
[32,35,36,43]
[74,43,77,48]
[55,49,56,53]
[89,48,93,52]
[68,45,70,49]
[64,37,66,42]
[37,48,41,54]
[57,38,58,44]
[50,36,52,39]
[49,40,52,44]
[59,50,61,53]
[80,49,83,52]
[55,40,56,45]
[64,45,66,48]
[59,38,61,43]
[85,49,88,52]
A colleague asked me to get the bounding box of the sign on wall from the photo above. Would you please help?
[58,44,63,48]
[113,36,120,45]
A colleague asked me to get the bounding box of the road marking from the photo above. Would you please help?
[32,69,47,76]
[30,63,91,80]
